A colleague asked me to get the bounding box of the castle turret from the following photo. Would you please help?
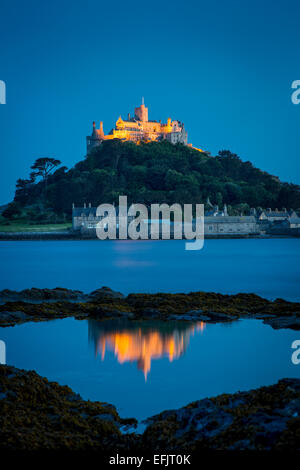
[134,98,148,122]
[86,121,102,153]
[116,116,125,128]
[99,121,104,138]
[92,121,98,135]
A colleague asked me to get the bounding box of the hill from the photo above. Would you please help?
[2,140,300,223]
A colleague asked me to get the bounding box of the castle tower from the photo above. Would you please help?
[91,121,101,140]
[116,116,125,128]
[86,121,102,153]
[134,98,148,122]
[166,117,172,132]
[99,121,104,138]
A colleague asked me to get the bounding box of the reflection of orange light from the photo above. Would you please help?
[198,321,206,333]
[95,322,205,380]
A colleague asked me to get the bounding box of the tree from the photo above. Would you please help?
[5,140,300,222]
[30,158,61,191]
[2,202,22,219]
[14,177,35,203]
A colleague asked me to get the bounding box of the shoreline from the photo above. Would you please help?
[0,287,299,330]
[0,231,298,241]
[1,364,300,451]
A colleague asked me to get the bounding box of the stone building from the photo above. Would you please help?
[267,217,300,235]
[72,204,259,237]
[204,216,258,235]
[289,217,300,228]
[205,203,228,217]
[72,204,98,231]
[72,204,135,233]
[86,99,200,154]
[259,208,297,222]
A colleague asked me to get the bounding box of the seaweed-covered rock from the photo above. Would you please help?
[0,287,88,303]
[1,365,300,451]
[0,288,299,329]
[88,286,125,301]
[263,315,300,330]
[0,365,137,450]
[141,378,300,451]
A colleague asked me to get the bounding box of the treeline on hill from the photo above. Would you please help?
[2,140,300,223]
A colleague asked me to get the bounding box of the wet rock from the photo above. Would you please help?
[184,309,210,321]
[186,309,204,316]
[206,311,237,321]
[141,308,161,318]
[169,314,208,321]
[94,413,116,423]
[0,310,31,326]
[9,311,30,321]
[0,365,137,451]
[1,366,300,451]
[0,287,299,330]
[142,378,300,451]
[263,316,300,330]
[0,287,87,303]
[88,287,125,301]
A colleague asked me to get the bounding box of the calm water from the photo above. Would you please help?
[0,239,299,419]
[0,238,299,300]
[1,317,300,420]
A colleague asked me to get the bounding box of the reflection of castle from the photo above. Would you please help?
[86,99,202,154]
[88,319,205,380]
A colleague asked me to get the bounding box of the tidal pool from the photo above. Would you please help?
[1,317,299,420]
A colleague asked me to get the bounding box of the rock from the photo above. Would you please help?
[186,309,204,316]
[185,309,211,321]
[0,287,299,331]
[1,365,300,451]
[118,311,135,319]
[88,287,124,301]
[264,316,300,330]
[206,311,235,321]
[9,311,30,321]
[0,311,15,321]
[142,378,300,451]
[94,413,116,423]
[141,308,161,317]
[197,315,213,321]
[0,287,87,303]
[0,365,136,451]
[0,311,30,325]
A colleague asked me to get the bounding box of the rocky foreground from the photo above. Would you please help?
[0,365,300,451]
[0,287,299,330]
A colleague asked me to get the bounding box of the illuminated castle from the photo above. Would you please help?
[86,99,191,153]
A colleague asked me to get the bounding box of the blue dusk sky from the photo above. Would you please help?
[0,0,299,204]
